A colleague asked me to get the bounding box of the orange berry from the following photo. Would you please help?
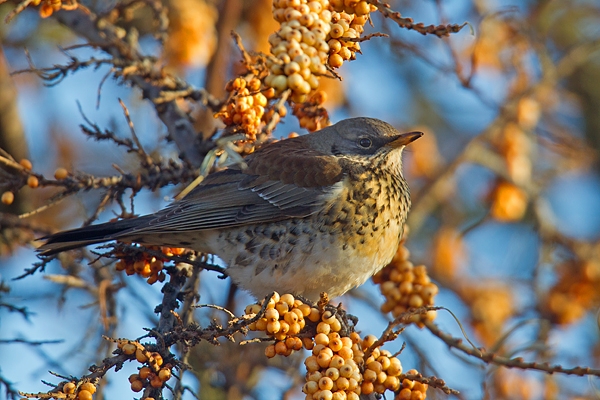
[26,175,39,188]
[329,338,343,352]
[308,307,321,322]
[139,366,152,380]
[265,344,276,358]
[267,320,281,334]
[317,352,332,368]
[329,318,342,332]
[317,321,331,334]
[315,332,330,346]
[255,317,268,331]
[19,159,33,170]
[54,167,68,180]
[158,368,171,381]
[63,382,76,394]
[150,374,163,388]
[303,337,315,350]
[361,381,374,395]
[337,346,353,360]
[1,191,14,205]
[328,54,344,68]
[130,380,144,392]
[151,352,163,367]
[80,382,96,394]
[362,335,377,350]
[363,369,377,382]
[77,390,93,400]
[303,381,319,395]
[135,349,148,363]
[318,376,334,391]
[275,340,289,355]
[305,355,320,372]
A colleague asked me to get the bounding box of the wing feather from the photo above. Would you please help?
[118,140,345,235]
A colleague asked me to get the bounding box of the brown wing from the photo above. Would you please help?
[120,137,344,234]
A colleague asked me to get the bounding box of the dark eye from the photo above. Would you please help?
[358,138,372,148]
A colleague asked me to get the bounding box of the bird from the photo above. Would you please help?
[38,117,422,300]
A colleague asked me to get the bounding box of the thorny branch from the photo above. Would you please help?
[48,7,220,167]
[2,0,599,399]
[368,0,467,37]
[425,321,600,377]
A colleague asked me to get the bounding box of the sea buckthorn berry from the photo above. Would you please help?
[329,354,345,369]
[325,367,340,381]
[265,308,279,322]
[1,191,14,205]
[131,380,144,392]
[317,352,332,368]
[80,382,96,394]
[135,349,148,363]
[139,367,152,380]
[317,321,331,334]
[151,352,163,367]
[303,381,319,394]
[329,337,343,352]
[27,175,39,188]
[314,332,329,344]
[339,364,353,378]
[54,167,68,180]
[63,382,76,394]
[150,374,163,388]
[318,376,334,391]
[19,159,33,170]
[158,368,171,382]
[361,381,374,395]
[265,344,276,358]
[77,390,93,400]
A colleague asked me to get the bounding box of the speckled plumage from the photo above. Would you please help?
[39,117,421,300]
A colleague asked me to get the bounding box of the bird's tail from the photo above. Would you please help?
[37,217,152,256]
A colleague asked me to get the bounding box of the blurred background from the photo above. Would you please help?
[1,0,600,399]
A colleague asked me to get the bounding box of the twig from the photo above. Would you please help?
[368,0,467,37]
[425,321,600,377]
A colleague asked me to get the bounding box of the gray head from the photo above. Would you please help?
[307,117,422,159]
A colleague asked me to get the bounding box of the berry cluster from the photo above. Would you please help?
[30,0,79,19]
[303,331,363,400]
[115,246,185,284]
[544,260,600,326]
[326,0,374,68]
[456,283,514,346]
[245,292,319,357]
[303,332,405,399]
[490,97,539,222]
[117,340,173,393]
[265,0,374,105]
[216,77,269,139]
[354,334,404,396]
[373,242,438,328]
[266,0,331,103]
[1,159,39,206]
[292,90,329,131]
[396,370,429,400]
[55,381,97,400]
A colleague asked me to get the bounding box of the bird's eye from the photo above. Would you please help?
[358,138,372,148]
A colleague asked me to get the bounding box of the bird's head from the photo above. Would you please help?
[308,117,422,168]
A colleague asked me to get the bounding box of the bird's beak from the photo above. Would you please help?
[386,131,423,148]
